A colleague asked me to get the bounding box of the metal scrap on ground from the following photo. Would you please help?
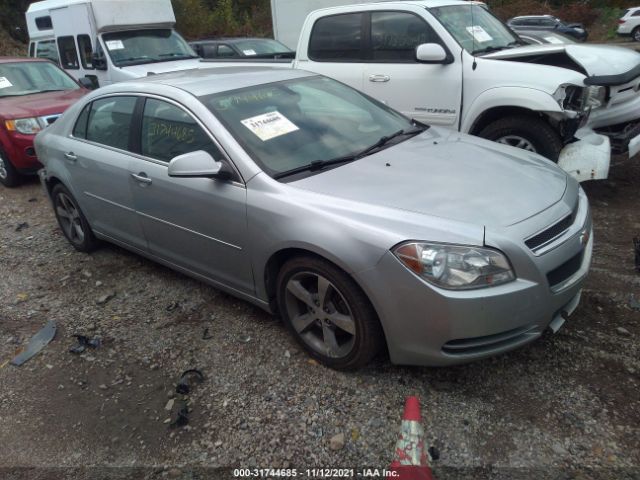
[10,320,57,366]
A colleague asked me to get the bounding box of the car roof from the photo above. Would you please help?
[0,57,49,64]
[511,15,556,20]
[111,67,317,97]
[191,37,283,44]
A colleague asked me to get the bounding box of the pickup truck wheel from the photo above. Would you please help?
[52,184,98,253]
[277,256,384,370]
[478,115,563,161]
[633,27,640,42]
[0,148,21,188]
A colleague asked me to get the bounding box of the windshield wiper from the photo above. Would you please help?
[273,127,426,180]
[472,41,521,56]
[158,53,199,59]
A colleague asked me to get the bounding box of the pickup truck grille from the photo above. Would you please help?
[608,76,640,107]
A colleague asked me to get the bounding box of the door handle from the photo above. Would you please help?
[131,173,152,185]
[369,74,390,83]
[64,152,77,162]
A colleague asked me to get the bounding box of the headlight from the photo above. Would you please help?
[5,118,42,135]
[556,85,607,111]
[392,242,515,290]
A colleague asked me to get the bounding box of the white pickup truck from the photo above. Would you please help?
[206,0,640,181]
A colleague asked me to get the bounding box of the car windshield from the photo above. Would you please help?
[233,39,293,56]
[0,61,79,98]
[202,76,416,178]
[103,29,198,67]
[430,5,520,55]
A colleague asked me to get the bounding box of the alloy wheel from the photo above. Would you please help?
[496,135,537,152]
[55,192,86,245]
[0,154,7,180]
[284,271,356,359]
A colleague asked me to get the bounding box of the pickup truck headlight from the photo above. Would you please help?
[5,118,42,135]
[393,242,515,290]
[557,85,607,112]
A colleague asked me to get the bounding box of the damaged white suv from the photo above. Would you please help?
[268,1,640,181]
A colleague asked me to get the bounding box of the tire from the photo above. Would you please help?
[0,147,21,188]
[633,27,640,43]
[51,183,98,253]
[277,256,384,370]
[478,115,563,162]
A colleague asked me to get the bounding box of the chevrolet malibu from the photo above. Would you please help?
[35,68,593,369]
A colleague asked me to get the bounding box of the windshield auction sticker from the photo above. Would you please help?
[466,25,493,43]
[242,49,257,56]
[0,77,13,89]
[241,111,299,141]
[105,40,125,50]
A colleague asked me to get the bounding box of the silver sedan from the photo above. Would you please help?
[35,67,592,369]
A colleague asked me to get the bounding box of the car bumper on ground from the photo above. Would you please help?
[358,197,593,367]
[558,128,610,182]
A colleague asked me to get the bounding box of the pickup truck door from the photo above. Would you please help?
[361,11,462,128]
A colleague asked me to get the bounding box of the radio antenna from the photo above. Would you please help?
[471,2,478,70]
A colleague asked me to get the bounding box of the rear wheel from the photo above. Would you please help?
[277,256,384,370]
[0,148,21,188]
[52,184,98,252]
[633,27,640,42]
[478,115,563,161]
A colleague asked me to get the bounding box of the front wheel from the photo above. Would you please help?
[478,115,563,162]
[277,256,384,370]
[0,148,21,188]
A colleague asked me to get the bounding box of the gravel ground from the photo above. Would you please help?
[0,155,639,480]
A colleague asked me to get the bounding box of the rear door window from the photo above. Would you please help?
[309,13,366,61]
[57,36,79,70]
[371,11,440,62]
[140,98,223,163]
[86,96,138,151]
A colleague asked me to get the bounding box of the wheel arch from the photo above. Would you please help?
[462,87,564,135]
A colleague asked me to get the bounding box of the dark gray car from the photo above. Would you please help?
[35,68,593,369]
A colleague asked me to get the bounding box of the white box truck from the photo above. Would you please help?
[26,0,202,88]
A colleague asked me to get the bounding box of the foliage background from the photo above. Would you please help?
[1,0,639,54]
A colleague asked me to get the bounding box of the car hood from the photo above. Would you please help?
[0,88,87,119]
[121,58,203,77]
[484,44,640,77]
[290,129,567,228]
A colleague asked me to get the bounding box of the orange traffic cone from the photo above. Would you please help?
[389,396,434,480]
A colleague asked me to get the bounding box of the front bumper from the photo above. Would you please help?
[356,190,593,367]
[595,120,640,159]
[558,128,610,182]
[3,133,41,172]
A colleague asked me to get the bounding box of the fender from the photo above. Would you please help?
[462,86,565,134]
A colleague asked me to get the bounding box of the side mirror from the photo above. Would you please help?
[168,150,233,180]
[415,43,451,64]
[78,77,97,90]
[91,52,107,71]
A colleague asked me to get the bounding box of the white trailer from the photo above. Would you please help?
[26,0,202,88]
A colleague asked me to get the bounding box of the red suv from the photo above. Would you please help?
[0,58,88,187]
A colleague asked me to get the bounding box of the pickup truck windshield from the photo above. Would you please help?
[103,29,198,67]
[0,61,79,98]
[202,76,415,178]
[430,5,520,55]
